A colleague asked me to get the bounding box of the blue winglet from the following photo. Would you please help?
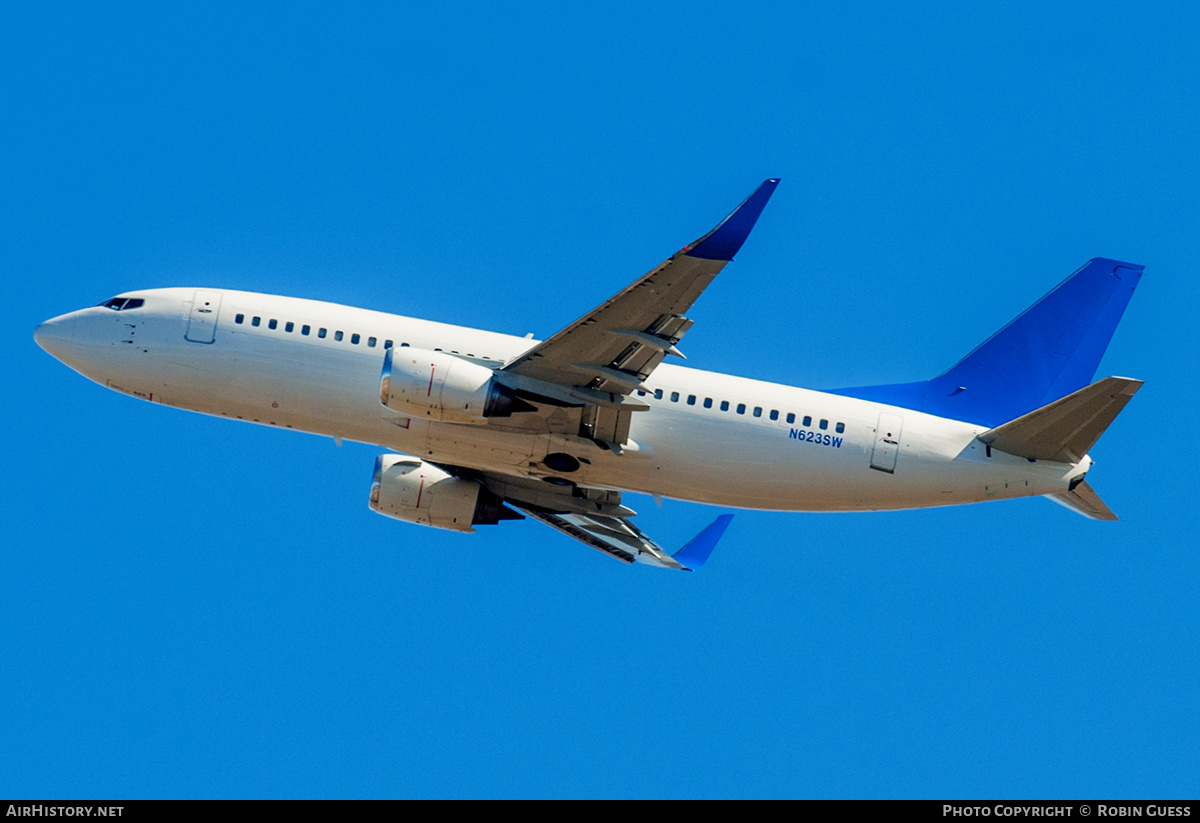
[672,514,734,571]
[684,179,780,261]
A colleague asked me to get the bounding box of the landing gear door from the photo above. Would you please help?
[185,290,223,344]
[870,412,904,473]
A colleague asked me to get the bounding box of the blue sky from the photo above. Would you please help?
[3,1,1198,798]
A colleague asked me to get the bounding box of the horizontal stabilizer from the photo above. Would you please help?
[1045,480,1119,521]
[979,376,1143,463]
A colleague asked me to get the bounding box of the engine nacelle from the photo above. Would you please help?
[379,347,521,424]
[368,454,517,533]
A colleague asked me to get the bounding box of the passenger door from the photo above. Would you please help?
[870,412,904,473]
[185,290,222,344]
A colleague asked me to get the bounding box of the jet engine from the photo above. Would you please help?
[379,347,530,424]
[368,454,521,532]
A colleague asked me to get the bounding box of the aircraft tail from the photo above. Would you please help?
[979,376,1142,522]
[837,258,1143,427]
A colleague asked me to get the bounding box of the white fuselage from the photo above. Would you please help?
[36,287,1089,512]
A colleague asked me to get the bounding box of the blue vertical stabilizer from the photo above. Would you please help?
[835,258,1143,428]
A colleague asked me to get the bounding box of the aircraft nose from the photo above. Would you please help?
[34,316,77,360]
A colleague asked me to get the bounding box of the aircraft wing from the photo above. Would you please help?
[467,469,732,570]
[499,179,779,395]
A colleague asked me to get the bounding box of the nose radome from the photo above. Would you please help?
[34,317,76,359]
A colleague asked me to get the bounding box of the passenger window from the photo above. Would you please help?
[737,403,746,415]
[318,328,327,338]
[335,331,344,341]
[720,400,729,411]
[670,392,680,402]
[769,410,779,421]
[285,321,294,333]
[384,340,393,349]
[803,416,812,427]
[836,422,845,433]
[351,333,361,345]
[654,389,663,400]
[235,314,244,324]
[301,325,310,336]
[819,419,828,430]
[368,337,377,347]
[637,390,647,397]
[252,316,261,327]
[687,395,696,406]
[753,407,762,418]
[703,398,713,409]
[786,413,795,424]
[268,319,278,330]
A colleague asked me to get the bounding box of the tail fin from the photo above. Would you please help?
[837,258,1143,427]
[978,376,1143,463]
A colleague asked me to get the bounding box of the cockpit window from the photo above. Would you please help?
[98,297,144,311]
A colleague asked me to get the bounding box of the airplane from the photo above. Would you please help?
[34,179,1143,571]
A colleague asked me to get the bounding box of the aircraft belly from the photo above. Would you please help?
[422,423,548,470]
